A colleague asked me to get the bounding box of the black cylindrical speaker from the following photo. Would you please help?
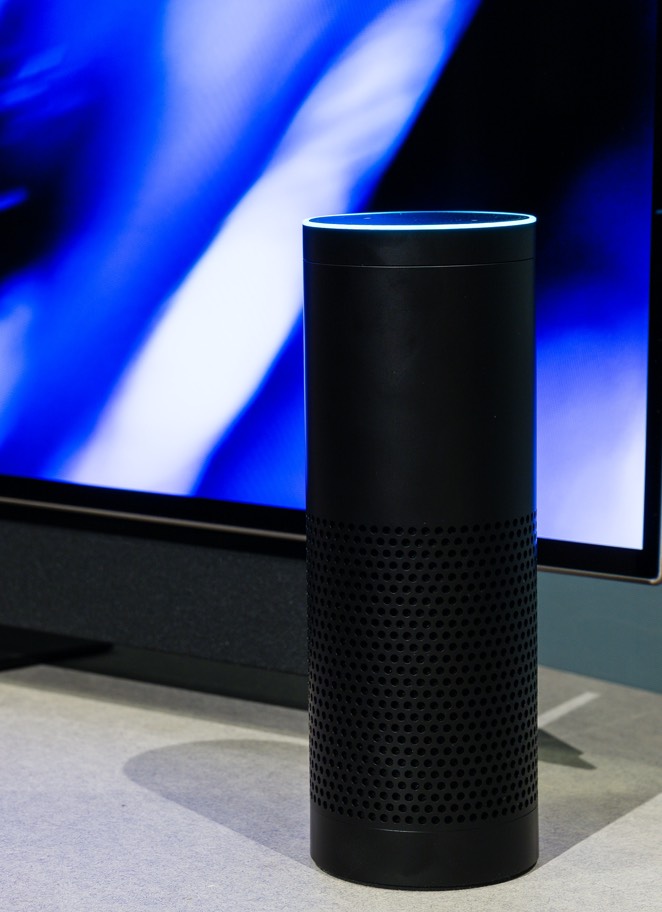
[303,211,538,889]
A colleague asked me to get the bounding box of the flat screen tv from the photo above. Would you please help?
[0,0,660,582]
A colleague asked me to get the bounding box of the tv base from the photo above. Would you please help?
[0,624,109,672]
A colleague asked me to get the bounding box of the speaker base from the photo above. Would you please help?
[310,804,539,890]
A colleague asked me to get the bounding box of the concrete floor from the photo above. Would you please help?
[0,664,659,911]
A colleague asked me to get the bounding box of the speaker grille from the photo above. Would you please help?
[307,514,537,830]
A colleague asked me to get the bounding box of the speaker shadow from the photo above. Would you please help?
[124,739,310,865]
[538,729,596,770]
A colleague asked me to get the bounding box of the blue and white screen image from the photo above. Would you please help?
[0,0,655,550]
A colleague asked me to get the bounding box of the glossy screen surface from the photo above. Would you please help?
[0,0,658,563]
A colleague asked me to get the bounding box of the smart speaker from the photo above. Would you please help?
[303,211,538,889]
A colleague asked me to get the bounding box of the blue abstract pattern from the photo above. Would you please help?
[0,0,479,505]
[0,0,656,550]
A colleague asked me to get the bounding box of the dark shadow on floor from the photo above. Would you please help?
[124,739,310,865]
[539,729,596,769]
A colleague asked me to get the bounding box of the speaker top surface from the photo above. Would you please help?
[303,210,536,267]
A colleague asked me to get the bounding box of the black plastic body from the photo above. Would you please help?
[304,212,538,889]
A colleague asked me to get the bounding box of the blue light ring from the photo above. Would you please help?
[303,210,536,230]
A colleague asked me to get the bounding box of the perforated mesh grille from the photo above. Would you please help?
[307,514,537,830]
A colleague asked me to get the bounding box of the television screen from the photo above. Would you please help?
[0,0,659,578]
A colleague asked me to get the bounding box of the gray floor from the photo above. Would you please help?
[0,664,660,911]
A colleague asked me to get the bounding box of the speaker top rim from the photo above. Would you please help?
[302,210,536,267]
[303,210,536,231]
